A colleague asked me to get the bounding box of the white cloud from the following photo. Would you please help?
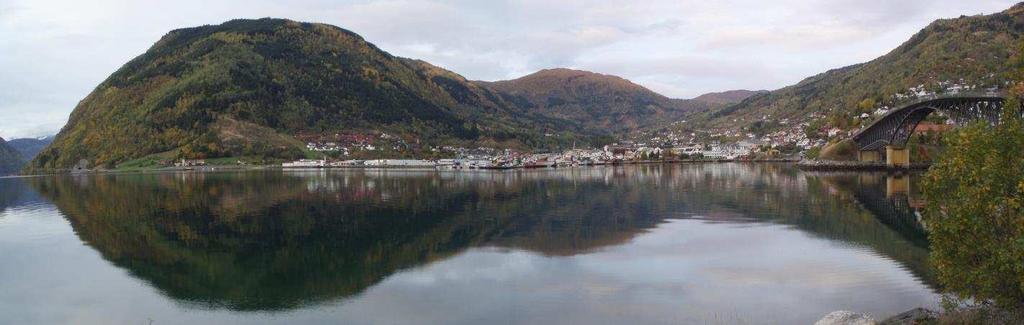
[0,0,1018,138]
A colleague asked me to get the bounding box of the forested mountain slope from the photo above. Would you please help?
[31,19,581,170]
[691,3,1024,133]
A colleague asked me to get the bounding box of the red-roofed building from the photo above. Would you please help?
[914,123,953,133]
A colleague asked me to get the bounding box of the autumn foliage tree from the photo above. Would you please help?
[922,44,1024,309]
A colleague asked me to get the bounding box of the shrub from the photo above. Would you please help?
[818,139,858,161]
[921,100,1024,309]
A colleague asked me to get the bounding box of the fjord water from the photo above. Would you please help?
[0,164,936,324]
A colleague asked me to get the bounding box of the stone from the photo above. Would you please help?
[815,310,877,325]
[879,308,938,324]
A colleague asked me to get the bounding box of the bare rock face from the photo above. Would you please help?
[815,311,877,325]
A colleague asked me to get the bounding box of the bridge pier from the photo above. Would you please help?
[858,150,882,162]
[886,145,910,168]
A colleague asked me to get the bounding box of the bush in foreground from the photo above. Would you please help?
[921,101,1024,310]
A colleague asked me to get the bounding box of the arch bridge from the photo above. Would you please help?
[850,94,1006,166]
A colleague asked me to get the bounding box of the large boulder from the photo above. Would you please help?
[815,311,877,325]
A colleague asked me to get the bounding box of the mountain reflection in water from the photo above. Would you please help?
[11,164,933,319]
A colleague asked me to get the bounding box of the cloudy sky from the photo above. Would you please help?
[0,0,1017,139]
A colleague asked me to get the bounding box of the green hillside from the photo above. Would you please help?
[690,3,1024,134]
[29,19,602,171]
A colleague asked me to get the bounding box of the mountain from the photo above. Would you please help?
[479,68,709,132]
[692,90,767,105]
[42,2,1017,171]
[691,3,1024,134]
[7,136,53,161]
[31,19,608,171]
[0,138,25,175]
[31,18,719,171]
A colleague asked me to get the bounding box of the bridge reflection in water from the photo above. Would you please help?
[814,172,929,248]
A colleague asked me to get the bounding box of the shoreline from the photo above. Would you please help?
[12,158,803,177]
[796,159,931,172]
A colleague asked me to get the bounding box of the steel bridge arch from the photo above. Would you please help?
[851,95,1006,151]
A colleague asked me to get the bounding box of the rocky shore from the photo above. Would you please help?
[796,159,931,172]
[815,308,937,325]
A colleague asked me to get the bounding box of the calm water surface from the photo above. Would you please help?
[0,164,937,324]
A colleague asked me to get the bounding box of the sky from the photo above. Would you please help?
[0,0,1018,139]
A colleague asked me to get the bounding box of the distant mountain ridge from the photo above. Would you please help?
[480,68,711,132]
[692,90,768,105]
[7,136,53,161]
[0,138,24,175]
